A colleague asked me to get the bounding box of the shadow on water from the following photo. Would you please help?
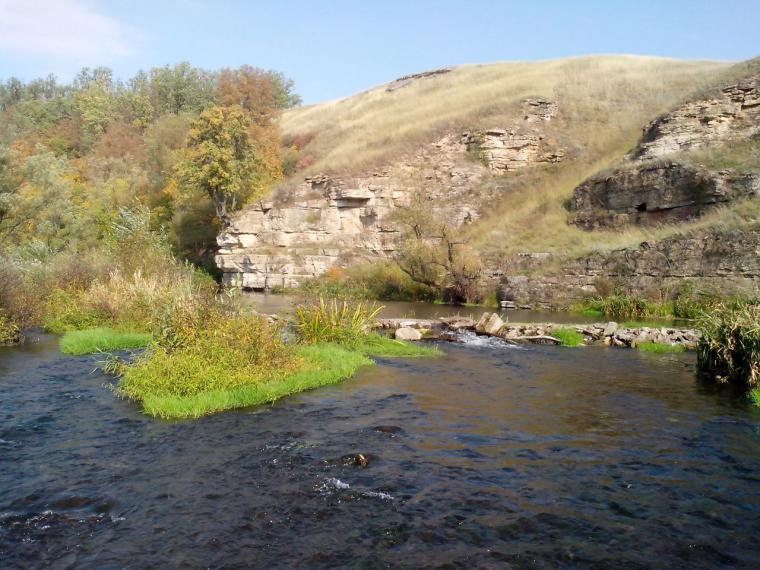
[1,335,760,568]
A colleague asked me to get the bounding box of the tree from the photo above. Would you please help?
[216,66,301,126]
[394,191,483,304]
[176,105,265,226]
[149,63,215,116]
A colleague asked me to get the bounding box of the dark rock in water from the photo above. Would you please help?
[354,453,369,468]
[372,425,403,435]
[338,453,370,467]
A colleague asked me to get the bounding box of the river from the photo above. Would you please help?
[241,292,609,324]
[1,329,759,568]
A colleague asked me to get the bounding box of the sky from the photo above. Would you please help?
[0,0,758,104]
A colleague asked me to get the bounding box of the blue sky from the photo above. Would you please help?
[0,0,758,104]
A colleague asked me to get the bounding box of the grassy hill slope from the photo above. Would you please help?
[273,55,760,282]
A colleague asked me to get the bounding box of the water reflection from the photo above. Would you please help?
[242,292,606,323]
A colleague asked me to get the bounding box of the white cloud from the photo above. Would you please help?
[0,0,138,59]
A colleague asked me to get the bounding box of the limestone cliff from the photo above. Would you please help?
[215,57,755,300]
[570,74,759,229]
[506,71,760,305]
[216,100,563,289]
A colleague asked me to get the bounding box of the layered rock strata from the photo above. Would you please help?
[216,99,563,289]
[571,75,760,228]
[500,226,760,307]
[570,162,758,229]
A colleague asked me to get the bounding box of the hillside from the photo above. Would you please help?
[217,55,759,303]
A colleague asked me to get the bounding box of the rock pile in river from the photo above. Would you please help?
[375,314,700,349]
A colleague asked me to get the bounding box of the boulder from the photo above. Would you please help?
[475,313,492,333]
[603,321,618,336]
[484,313,506,336]
[395,327,422,341]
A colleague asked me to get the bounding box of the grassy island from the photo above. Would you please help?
[113,301,440,419]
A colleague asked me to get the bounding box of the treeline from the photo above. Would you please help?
[0,63,299,266]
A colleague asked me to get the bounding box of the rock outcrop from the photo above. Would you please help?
[216,137,488,289]
[462,128,564,173]
[500,226,760,307]
[570,75,760,229]
[570,162,759,229]
[461,98,564,173]
[632,75,760,160]
[217,102,563,289]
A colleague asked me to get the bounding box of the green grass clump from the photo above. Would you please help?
[637,342,684,354]
[552,327,585,347]
[579,295,673,320]
[118,315,295,400]
[573,306,604,318]
[751,389,760,407]
[618,320,674,328]
[697,300,760,389]
[60,327,152,355]
[131,344,373,419]
[295,297,383,346]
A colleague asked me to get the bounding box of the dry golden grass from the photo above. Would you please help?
[282,55,728,174]
[277,55,756,269]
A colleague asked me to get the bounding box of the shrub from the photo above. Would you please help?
[552,327,585,347]
[300,261,437,302]
[43,289,109,333]
[295,297,383,346]
[672,282,720,320]
[0,310,21,345]
[697,300,760,389]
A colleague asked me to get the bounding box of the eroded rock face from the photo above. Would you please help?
[216,137,488,289]
[500,226,760,306]
[570,162,759,229]
[461,98,564,173]
[570,75,760,229]
[462,128,565,173]
[632,75,760,160]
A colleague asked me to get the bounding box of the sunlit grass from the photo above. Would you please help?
[123,339,439,420]
[282,56,726,175]
[60,327,151,355]
[135,343,373,419]
[353,334,441,357]
[551,327,585,347]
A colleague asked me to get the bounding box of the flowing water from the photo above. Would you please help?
[1,333,760,568]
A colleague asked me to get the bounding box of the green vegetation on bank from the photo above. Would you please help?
[299,262,437,302]
[573,283,723,322]
[60,327,151,355]
[552,327,585,347]
[697,300,760,394]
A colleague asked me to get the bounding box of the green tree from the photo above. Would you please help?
[176,105,263,226]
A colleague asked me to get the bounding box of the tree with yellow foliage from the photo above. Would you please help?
[176,105,279,226]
